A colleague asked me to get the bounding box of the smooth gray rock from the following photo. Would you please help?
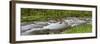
[21,17,91,35]
[21,24,45,32]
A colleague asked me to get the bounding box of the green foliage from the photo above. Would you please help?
[21,8,92,22]
[63,24,92,33]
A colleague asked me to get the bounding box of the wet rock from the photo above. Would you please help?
[21,28,49,35]
[64,17,87,27]
[34,22,48,26]
[21,24,45,32]
[21,17,91,35]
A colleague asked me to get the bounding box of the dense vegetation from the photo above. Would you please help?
[21,8,92,22]
[21,8,92,34]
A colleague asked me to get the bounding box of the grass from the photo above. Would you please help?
[63,24,92,33]
[21,8,92,33]
[21,8,92,22]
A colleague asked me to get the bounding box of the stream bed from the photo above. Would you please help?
[21,17,91,35]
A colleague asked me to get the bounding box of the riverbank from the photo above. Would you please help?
[21,17,92,35]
